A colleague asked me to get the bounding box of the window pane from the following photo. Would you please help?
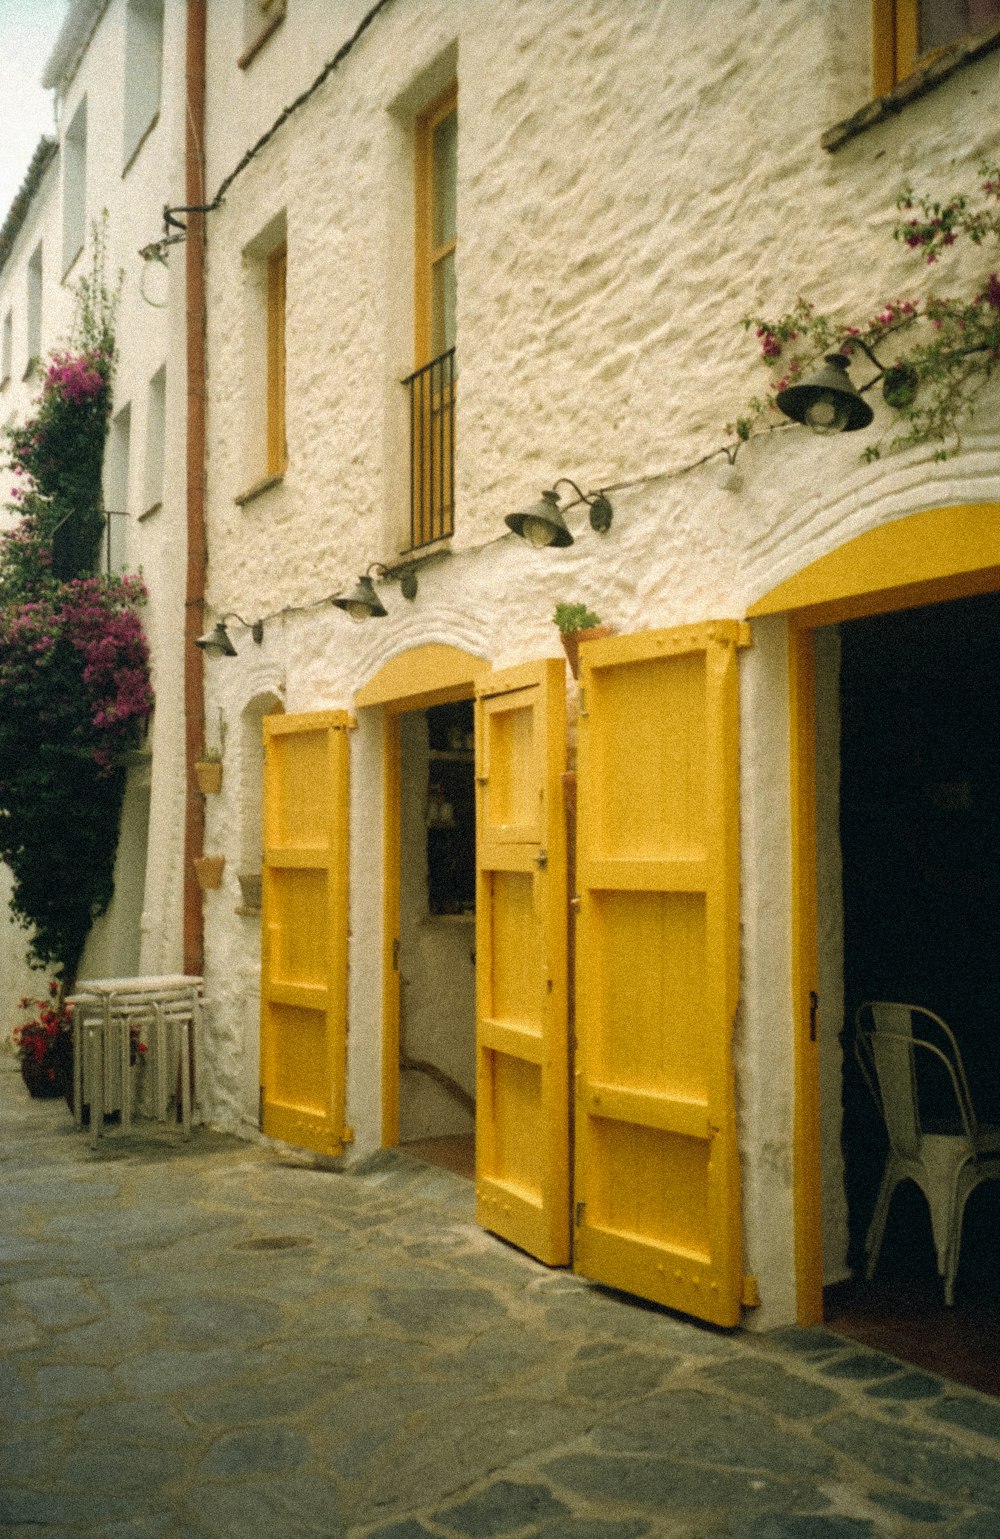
[920,0,1000,51]
[432,109,457,249]
[432,249,456,358]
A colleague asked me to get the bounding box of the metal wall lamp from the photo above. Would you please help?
[195,612,264,657]
[506,478,614,549]
[331,565,390,622]
[775,353,875,435]
[331,561,420,621]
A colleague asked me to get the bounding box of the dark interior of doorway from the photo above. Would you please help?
[399,700,476,1181]
[825,591,1000,1395]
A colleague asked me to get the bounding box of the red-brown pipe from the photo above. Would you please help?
[183,0,207,976]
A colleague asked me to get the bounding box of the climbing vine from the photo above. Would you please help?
[733,163,1000,462]
[0,232,153,987]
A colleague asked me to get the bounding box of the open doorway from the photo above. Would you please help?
[396,699,476,1177]
[820,591,1000,1393]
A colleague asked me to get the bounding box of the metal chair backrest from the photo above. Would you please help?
[854,1001,976,1160]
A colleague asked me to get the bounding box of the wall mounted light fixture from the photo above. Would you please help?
[775,353,874,435]
[195,613,264,657]
[330,561,421,621]
[331,565,389,622]
[505,478,614,549]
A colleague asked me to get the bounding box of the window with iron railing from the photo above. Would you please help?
[403,346,454,549]
[408,84,457,550]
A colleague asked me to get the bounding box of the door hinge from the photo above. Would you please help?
[392,937,400,971]
[741,1273,761,1308]
[577,686,587,718]
[809,990,819,1043]
[535,848,548,869]
[575,1200,586,1228]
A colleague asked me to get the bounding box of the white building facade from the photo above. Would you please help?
[5,0,995,1338]
[0,0,190,1015]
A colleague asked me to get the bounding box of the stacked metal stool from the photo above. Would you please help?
[67,975,203,1148]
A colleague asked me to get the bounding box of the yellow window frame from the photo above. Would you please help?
[873,0,997,94]
[266,242,287,477]
[414,83,457,369]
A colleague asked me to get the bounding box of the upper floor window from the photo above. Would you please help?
[63,98,87,274]
[405,84,456,550]
[1,310,11,387]
[266,243,287,478]
[103,402,131,575]
[26,243,42,369]
[875,0,1000,91]
[143,363,166,513]
[122,0,164,170]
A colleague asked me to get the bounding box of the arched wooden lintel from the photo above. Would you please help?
[748,502,1000,629]
[355,643,490,714]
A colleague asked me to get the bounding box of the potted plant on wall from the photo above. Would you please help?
[194,746,223,795]
[553,603,615,678]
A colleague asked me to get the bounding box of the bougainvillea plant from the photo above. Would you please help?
[733,163,1000,462]
[0,230,153,988]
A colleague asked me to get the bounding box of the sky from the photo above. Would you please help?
[0,0,68,223]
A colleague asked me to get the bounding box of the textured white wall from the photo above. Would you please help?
[198,0,1000,1323]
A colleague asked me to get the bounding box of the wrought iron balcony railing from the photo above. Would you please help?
[403,347,455,550]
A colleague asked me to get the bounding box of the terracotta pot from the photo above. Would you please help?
[560,623,615,678]
[194,854,225,890]
[195,759,223,794]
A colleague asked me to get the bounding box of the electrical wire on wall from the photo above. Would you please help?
[138,0,396,271]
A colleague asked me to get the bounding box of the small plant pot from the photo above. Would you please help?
[195,759,223,794]
[194,854,225,890]
[561,624,615,678]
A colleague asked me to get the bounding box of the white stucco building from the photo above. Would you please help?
[5,0,1000,1345]
[0,0,189,1011]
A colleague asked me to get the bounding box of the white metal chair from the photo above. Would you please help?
[68,976,202,1148]
[854,1001,1000,1305]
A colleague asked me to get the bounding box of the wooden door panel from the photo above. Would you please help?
[260,711,351,1156]
[475,660,569,1265]
[574,624,748,1326]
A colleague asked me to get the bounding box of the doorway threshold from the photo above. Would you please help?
[401,1133,475,1180]
[825,1278,1000,1397]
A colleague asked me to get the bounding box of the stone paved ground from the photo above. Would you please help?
[1,1063,999,1539]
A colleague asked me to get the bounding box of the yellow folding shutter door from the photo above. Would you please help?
[475,660,570,1265]
[260,711,351,1156]
[573,623,749,1325]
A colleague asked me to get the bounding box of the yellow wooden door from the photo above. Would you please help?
[260,710,351,1156]
[475,659,570,1264]
[573,623,749,1325]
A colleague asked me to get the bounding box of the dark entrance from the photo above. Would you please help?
[826,591,1000,1392]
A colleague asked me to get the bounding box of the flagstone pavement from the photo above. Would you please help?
[1,1062,998,1539]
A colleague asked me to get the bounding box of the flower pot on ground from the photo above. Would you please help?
[14,987,73,1099]
[194,854,225,890]
[195,758,223,794]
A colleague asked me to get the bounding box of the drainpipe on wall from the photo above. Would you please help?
[183,0,208,976]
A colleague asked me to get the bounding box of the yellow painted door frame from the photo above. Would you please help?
[354,644,490,1148]
[748,502,1000,1324]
